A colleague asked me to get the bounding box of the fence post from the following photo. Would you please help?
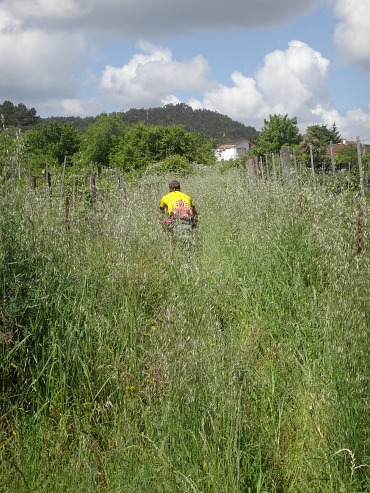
[27,155,31,183]
[61,155,67,199]
[66,195,70,231]
[330,141,336,190]
[83,167,86,201]
[281,146,291,185]
[309,145,316,191]
[43,159,52,198]
[259,156,264,180]
[265,155,269,180]
[30,175,36,191]
[272,153,277,181]
[72,159,76,208]
[90,162,96,205]
[356,136,366,205]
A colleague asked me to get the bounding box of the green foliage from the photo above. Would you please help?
[299,123,342,169]
[39,103,257,140]
[329,121,342,144]
[299,125,331,168]
[334,143,359,167]
[254,114,301,155]
[26,121,81,166]
[79,113,126,168]
[110,123,216,172]
[0,127,28,176]
[0,100,40,129]
[119,103,257,140]
[147,154,194,175]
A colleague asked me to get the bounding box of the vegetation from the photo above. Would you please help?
[37,103,256,140]
[300,124,342,169]
[1,149,370,491]
[252,114,301,156]
[0,101,40,130]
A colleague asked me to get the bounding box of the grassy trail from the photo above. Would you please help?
[1,167,370,492]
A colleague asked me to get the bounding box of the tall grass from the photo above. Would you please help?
[1,166,369,492]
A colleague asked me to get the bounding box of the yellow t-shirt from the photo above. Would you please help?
[159,191,195,216]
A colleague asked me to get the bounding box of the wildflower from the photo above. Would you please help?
[151,325,156,330]
[12,431,16,435]
[125,385,135,391]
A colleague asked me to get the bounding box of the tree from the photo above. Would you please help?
[253,114,301,155]
[110,123,216,172]
[299,123,342,169]
[0,101,40,129]
[299,125,329,168]
[26,121,81,165]
[329,122,341,144]
[79,113,126,168]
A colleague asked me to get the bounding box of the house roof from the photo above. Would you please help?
[217,139,254,149]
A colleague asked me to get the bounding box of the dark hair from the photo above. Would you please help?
[169,180,180,191]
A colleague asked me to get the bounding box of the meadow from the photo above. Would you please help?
[1,165,370,492]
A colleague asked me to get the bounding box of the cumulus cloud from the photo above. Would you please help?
[333,0,370,71]
[312,104,370,140]
[0,3,87,104]
[0,29,86,103]
[189,41,331,129]
[99,42,212,107]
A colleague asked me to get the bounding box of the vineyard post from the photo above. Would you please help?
[272,153,277,181]
[330,141,336,190]
[309,145,316,191]
[356,136,366,205]
[66,195,70,232]
[259,156,264,180]
[45,158,52,198]
[293,148,298,183]
[72,159,76,208]
[281,146,291,185]
[83,167,86,201]
[27,155,31,183]
[90,162,96,205]
[61,155,67,199]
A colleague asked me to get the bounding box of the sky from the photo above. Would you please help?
[0,0,369,140]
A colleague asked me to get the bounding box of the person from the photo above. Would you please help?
[159,180,198,232]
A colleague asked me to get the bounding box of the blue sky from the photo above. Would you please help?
[0,0,369,139]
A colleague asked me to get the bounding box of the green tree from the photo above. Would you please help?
[253,114,301,155]
[0,101,40,129]
[299,124,340,168]
[329,122,341,144]
[26,121,81,165]
[79,113,126,168]
[110,123,216,172]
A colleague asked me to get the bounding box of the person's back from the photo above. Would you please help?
[159,180,198,231]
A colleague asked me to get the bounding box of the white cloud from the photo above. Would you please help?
[99,42,211,107]
[0,28,86,103]
[312,104,370,140]
[37,97,103,116]
[189,41,331,129]
[333,0,370,71]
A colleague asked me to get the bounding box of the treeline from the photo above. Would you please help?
[39,103,256,141]
[0,113,218,178]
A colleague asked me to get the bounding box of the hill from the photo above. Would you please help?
[40,103,257,141]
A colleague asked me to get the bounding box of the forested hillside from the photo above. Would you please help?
[39,103,256,140]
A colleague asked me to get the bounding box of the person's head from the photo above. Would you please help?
[169,180,180,191]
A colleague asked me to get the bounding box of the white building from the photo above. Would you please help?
[215,139,255,161]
